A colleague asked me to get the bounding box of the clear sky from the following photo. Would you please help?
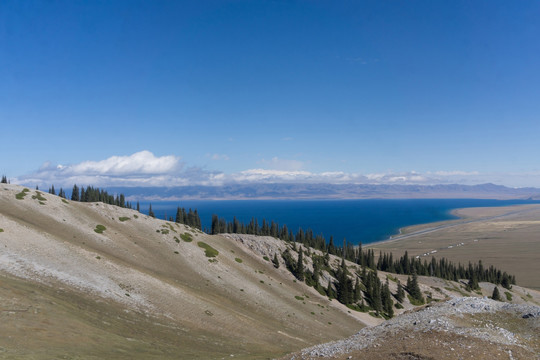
[1,1,540,188]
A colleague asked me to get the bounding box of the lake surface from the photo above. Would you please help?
[140,199,540,245]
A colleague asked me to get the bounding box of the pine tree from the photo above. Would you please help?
[396,280,405,303]
[295,249,304,281]
[148,204,155,218]
[211,215,219,235]
[71,185,79,201]
[492,286,502,301]
[136,201,140,212]
[407,272,424,304]
[382,279,394,318]
[272,253,280,268]
[0,175,7,184]
[501,272,512,289]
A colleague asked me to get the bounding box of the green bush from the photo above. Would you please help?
[505,291,513,301]
[174,236,180,243]
[94,225,106,234]
[235,258,243,263]
[15,189,29,200]
[119,217,130,222]
[407,294,425,306]
[180,233,193,242]
[197,241,218,257]
[62,199,69,204]
[32,191,46,201]
[0,228,4,232]
[295,296,304,301]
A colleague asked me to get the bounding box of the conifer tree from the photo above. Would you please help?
[211,214,219,235]
[148,204,155,218]
[295,249,304,281]
[272,253,280,268]
[71,185,79,201]
[396,280,405,303]
[492,286,502,301]
[1,175,7,184]
[407,272,424,304]
[382,279,394,317]
[136,201,140,212]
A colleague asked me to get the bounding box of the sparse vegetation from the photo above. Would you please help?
[197,241,218,257]
[94,225,106,234]
[133,214,138,219]
[0,228,4,232]
[174,237,180,243]
[295,296,304,301]
[61,199,69,204]
[119,217,130,222]
[15,188,29,200]
[32,191,46,201]
[263,256,270,261]
[180,232,193,242]
[505,291,513,301]
[235,258,243,263]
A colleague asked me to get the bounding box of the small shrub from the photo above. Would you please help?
[0,228,3,233]
[180,233,193,242]
[119,217,130,222]
[174,251,179,254]
[15,189,29,200]
[94,225,106,234]
[32,191,46,201]
[235,258,243,263]
[505,291,513,301]
[295,296,304,301]
[174,237,180,243]
[62,199,69,204]
[96,256,101,260]
[395,303,404,309]
[133,214,138,219]
[407,294,425,306]
[160,229,169,234]
[39,201,46,205]
[263,256,270,261]
[260,280,264,284]
[197,241,218,257]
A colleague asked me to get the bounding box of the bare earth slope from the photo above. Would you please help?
[0,184,363,359]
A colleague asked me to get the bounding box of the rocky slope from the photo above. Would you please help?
[284,297,540,359]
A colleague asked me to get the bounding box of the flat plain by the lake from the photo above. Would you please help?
[367,204,540,290]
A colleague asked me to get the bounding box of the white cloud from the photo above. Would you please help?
[69,151,180,175]
[13,151,540,188]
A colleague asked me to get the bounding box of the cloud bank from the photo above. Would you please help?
[14,150,538,189]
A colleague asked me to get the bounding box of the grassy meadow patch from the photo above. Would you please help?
[197,241,218,257]
[15,188,30,200]
[180,233,193,242]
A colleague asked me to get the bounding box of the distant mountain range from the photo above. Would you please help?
[105,183,540,201]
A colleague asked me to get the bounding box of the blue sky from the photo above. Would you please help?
[1,1,540,187]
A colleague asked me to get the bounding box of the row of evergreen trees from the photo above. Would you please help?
[1,175,8,184]
[209,214,516,290]
[44,183,203,230]
[278,243,425,318]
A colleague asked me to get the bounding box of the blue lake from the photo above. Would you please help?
[139,199,540,245]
